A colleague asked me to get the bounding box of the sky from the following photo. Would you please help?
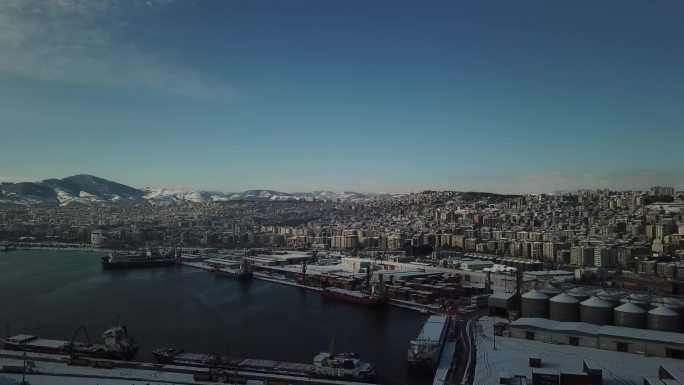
[1,0,683,194]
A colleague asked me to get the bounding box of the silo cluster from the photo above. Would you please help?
[517,287,684,333]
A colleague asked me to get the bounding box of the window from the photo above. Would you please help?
[525,331,535,340]
[617,342,629,352]
[666,348,683,359]
[569,337,579,346]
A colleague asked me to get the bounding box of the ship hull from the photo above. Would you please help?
[2,340,138,361]
[101,259,176,270]
[322,289,388,306]
[215,270,253,280]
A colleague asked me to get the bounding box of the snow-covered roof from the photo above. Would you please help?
[580,297,613,308]
[522,290,549,300]
[614,302,646,314]
[489,292,515,300]
[550,293,580,304]
[598,325,684,345]
[648,305,679,317]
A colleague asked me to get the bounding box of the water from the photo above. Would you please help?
[0,250,433,385]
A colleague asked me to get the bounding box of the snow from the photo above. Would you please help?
[475,317,684,385]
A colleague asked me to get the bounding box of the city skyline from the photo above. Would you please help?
[2,1,684,193]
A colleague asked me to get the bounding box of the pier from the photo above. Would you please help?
[0,350,376,385]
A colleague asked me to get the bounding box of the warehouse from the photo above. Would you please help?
[509,318,684,359]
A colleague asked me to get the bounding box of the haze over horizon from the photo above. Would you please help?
[2,1,683,193]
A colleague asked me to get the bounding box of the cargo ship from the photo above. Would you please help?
[152,345,376,382]
[101,248,176,270]
[407,315,451,370]
[322,287,388,306]
[2,325,138,361]
[214,259,253,280]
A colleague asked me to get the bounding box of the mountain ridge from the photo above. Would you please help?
[0,175,376,207]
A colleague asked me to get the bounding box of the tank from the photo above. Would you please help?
[549,293,580,322]
[613,302,647,329]
[580,297,614,325]
[521,290,550,318]
[540,285,563,298]
[619,294,653,310]
[594,290,622,307]
[566,287,591,302]
[651,297,684,315]
[648,306,682,332]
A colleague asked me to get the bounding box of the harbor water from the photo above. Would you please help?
[0,250,433,385]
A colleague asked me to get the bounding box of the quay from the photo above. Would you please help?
[0,349,376,385]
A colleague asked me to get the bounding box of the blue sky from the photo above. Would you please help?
[1,0,683,193]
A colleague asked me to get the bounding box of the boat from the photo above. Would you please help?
[407,315,451,370]
[152,345,376,383]
[0,243,17,252]
[2,324,138,361]
[214,259,253,280]
[322,287,388,306]
[101,247,176,270]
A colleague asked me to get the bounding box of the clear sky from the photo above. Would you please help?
[1,0,683,193]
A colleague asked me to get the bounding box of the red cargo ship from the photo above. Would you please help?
[322,287,388,306]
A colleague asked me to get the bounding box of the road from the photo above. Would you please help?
[442,310,485,385]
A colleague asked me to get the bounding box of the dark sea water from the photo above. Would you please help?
[0,250,432,385]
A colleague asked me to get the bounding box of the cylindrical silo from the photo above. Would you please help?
[521,290,550,318]
[540,285,563,298]
[567,287,591,302]
[653,297,684,316]
[549,293,580,322]
[580,296,614,325]
[620,294,653,310]
[648,306,682,332]
[595,290,622,307]
[614,302,647,329]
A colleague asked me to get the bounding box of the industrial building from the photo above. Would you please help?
[510,318,684,359]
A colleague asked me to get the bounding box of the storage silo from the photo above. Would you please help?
[549,293,580,322]
[566,287,591,302]
[533,261,543,271]
[648,306,682,332]
[521,290,550,318]
[619,294,652,310]
[580,297,614,325]
[595,290,622,307]
[652,297,684,316]
[540,285,563,298]
[613,302,647,329]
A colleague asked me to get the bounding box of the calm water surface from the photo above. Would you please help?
[0,250,432,385]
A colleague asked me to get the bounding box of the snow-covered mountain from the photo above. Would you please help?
[142,187,373,204]
[0,175,375,207]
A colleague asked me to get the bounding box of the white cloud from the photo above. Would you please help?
[0,0,230,98]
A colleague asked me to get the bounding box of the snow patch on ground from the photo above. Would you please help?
[473,316,684,385]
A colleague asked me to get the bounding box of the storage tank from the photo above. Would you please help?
[580,296,614,325]
[566,287,591,302]
[521,290,550,318]
[549,293,580,322]
[652,297,684,315]
[594,290,622,307]
[540,285,563,298]
[648,306,682,332]
[533,261,543,271]
[619,294,652,310]
[613,302,647,329]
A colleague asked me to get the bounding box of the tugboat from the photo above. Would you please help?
[2,321,138,361]
[214,258,253,280]
[101,247,176,270]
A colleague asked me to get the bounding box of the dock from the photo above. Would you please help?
[0,349,376,385]
[433,339,457,385]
